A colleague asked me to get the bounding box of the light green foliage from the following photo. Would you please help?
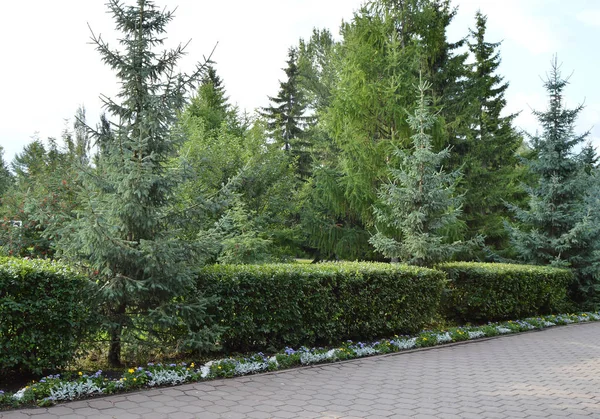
[439,262,573,321]
[56,0,222,366]
[199,262,445,352]
[326,2,419,222]
[370,79,465,266]
[0,257,98,375]
[179,67,300,263]
[506,58,600,307]
[0,129,84,258]
[304,0,468,260]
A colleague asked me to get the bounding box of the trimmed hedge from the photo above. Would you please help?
[0,258,98,376]
[198,262,445,353]
[438,262,573,322]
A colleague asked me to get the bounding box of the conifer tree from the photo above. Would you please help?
[57,0,221,365]
[507,58,600,306]
[309,0,468,259]
[186,65,231,133]
[261,47,311,179]
[370,79,463,266]
[461,11,523,251]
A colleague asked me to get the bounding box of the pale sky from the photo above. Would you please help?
[1,0,599,164]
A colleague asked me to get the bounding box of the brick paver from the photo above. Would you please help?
[2,322,600,418]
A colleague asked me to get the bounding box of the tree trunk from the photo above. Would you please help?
[108,302,126,367]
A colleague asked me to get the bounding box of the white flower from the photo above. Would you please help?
[300,349,337,365]
[496,327,512,334]
[12,388,27,401]
[353,346,379,357]
[392,338,417,350]
[200,365,211,379]
[468,331,485,339]
[435,332,452,343]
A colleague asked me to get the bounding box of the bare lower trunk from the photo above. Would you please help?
[108,303,126,367]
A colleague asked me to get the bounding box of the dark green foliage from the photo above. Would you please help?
[57,0,222,366]
[198,262,445,353]
[506,58,600,307]
[439,262,573,322]
[0,258,98,376]
[261,48,312,179]
[459,12,523,251]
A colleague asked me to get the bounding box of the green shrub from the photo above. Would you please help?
[198,262,445,353]
[0,258,98,375]
[438,262,573,322]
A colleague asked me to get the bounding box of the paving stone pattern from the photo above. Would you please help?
[2,322,600,418]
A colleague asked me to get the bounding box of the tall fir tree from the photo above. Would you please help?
[186,65,234,134]
[261,47,312,179]
[57,0,221,365]
[370,78,463,266]
[507,58,600,306]
[461,11,523,252]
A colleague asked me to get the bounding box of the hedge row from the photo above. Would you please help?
[198,262,445,353]
[199,262,573,353]
[438,262,573,322]
[0,258,98,376]
[0,257,574,376]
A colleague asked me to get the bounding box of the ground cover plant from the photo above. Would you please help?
[1,311,598,409]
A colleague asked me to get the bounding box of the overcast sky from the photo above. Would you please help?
[1,0,599,164]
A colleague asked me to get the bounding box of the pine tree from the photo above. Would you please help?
[57,0,221,365]
[261,47,312,179]
[461,11,523,252]
[507,58,600,306]
[370,78,463,266]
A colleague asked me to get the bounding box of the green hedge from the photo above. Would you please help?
[198,262,445,353]
[0,258,98,375]
[438,262,573,322]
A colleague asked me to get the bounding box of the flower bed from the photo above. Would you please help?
[1,311,599,410]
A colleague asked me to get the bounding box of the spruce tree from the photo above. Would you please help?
[186,65,230,133]
[57,0,221,365]
[461,11,523,252]
[507,58,600,306]
[370,79,463,266]
[261,47,312,179]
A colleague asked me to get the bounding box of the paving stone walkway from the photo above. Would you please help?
[2,322,600,419]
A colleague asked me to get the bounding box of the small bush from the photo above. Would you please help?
[438,262,573,322]
[0,258,98,376]
[198,262,445,353]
